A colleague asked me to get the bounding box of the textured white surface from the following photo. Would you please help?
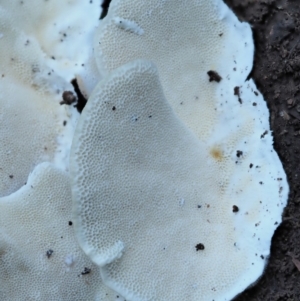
[0,0,101,90]
[0,0,101,196]
[0,163,125,301]
[94,0,253,142]
[70,60,288,301]
[0,7,67,196]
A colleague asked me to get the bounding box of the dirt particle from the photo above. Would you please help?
[232,205,239,212]
[236,150,243,157]
[46,249,53,258]
[81,267,91,275]
[234,86,242,104]
[207,70,222,82]
[195,243,205,251]
[260,130,268,138]
[60,91,76,105]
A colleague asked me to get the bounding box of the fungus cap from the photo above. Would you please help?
[0,8,71,196]
[0,1,101,196]
[94,0,254,141]
[0,162,125,301]
[0,0,101,93]
[70,59,288,301]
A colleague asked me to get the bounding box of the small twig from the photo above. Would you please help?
[287,252,300,272]
[282,216,296,221]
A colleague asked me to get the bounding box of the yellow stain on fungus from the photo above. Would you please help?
[210,147,223,161]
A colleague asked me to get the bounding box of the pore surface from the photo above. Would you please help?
[0,0,102,196]
[70,60,288,301]
[0,163,125,301]
[94,0,253,141]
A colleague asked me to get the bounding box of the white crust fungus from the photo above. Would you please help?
[0,0,101,92]
[0,1,101,196]
[94,0,254,142]
[0,10,66,196]
[70,59,288,301]
[0,0,289,300]
[0,162,124,301]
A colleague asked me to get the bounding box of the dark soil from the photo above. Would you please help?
[101,0,300,299]
[223,0,300,300]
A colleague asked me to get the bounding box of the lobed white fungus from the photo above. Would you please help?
[70,59,288,301]
[0,0,289,300]
[93,0,254,142]
[0,162,125,301]
[0,9,67,196]
[68,0,289,300]
[0,0,102,93]
[0,0,101,196]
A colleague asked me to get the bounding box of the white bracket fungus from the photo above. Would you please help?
[0,162,125,301]
[70,59,288,301]
[68,0,289,300]
[0,1,129,300]
[93,0,254,142]
[0,0,289,300]
[0,0,101,196]
[113,17,145,35]
[0,0,101,95]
